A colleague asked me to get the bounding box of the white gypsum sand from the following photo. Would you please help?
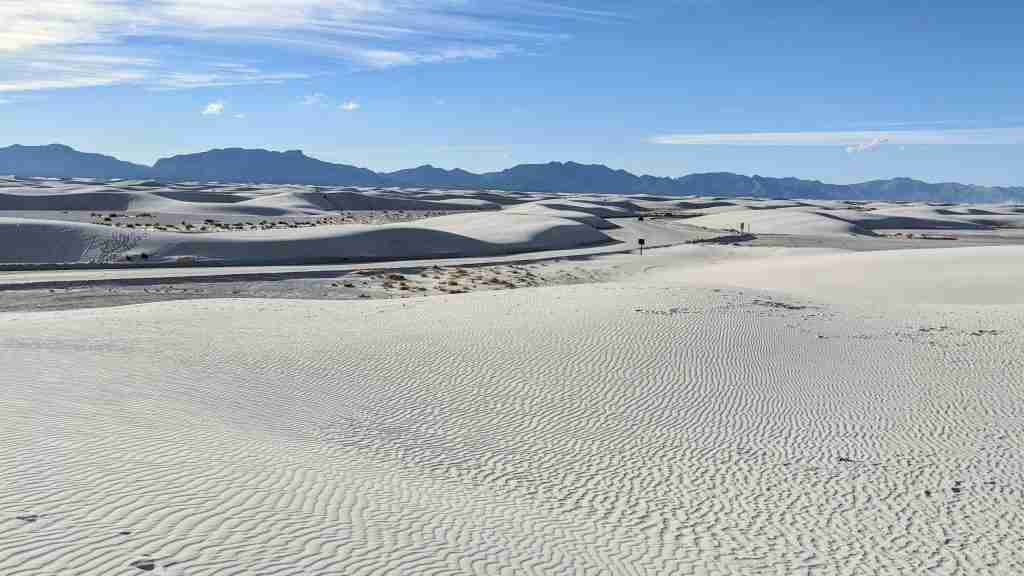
[0,212,614,265]
[2,243,1023,574]
[5,177,1024,267]
[0,181,662,265]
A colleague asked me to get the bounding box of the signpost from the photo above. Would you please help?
[638,238,645,255]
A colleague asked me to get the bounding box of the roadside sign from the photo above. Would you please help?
[638,237,645,255]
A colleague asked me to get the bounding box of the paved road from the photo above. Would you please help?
[0,218,719,290]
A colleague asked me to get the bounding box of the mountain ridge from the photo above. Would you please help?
[2,143,1023,203]
[0,144,152,180]
[151,147,382,186]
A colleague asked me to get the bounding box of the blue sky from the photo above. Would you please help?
[1,1,1022,185]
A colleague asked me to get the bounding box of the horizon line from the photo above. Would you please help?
[2,142,1022,190]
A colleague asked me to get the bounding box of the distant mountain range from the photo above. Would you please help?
[0,144,152,180]
[3,143,1023,203]
[152,147,382,186]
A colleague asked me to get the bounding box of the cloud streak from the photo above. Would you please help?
[201,100,225,115]
[845,137,889,153]
[648,127,1024,147]
[0,1,614,92]
[0,51,310,92]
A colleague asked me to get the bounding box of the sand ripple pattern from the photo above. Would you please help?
[2,284,1024,575]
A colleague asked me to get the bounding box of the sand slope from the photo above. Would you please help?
[0,187,496,218]
[654,244,1024,306]
[503,202,618,229]
[686,207,873,236]
[0,218,148,264]
[648,197,1024,237]
[3,251,1023,574]
[0,212,613,265]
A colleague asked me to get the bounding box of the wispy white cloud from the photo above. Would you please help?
[0,98,12,104]
[0,50,310,92]
[648,127,1024,147]
[0,1,612,92]
[234,113,246,119]
[0,1,132,52]
[349,45,512,69]
[299,93,360,111]
[0,52,150,91]
[201,100,225,115]
[0,72,148,92]
[845,137,889,153]
[150,69,310,90]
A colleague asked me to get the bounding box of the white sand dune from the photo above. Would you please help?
[503,202,618,229]
[855,205,1024,230]
[5,179,1024,268]
[410,191,533,206]
[4,178,1024,573]
[562,195,646,212]
[3,242,1023,574]
[627,194,677,201]
[742,198,810,209]
[0,181,650,265]
[0,212,613,265]
[527,199,636,218]
[676,200,1024,237]
[825,206,993,231]
[315,190,496,212]
[670,197,739,210]
[146,212,611,264]
[0,187,496,218]
[654,244,1024,306]
[0,190,164,212]
[431,197,503,210]
[0,218,147,264]
[686,207,873,235]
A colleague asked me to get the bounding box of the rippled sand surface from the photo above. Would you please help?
[3,248,1023,575]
